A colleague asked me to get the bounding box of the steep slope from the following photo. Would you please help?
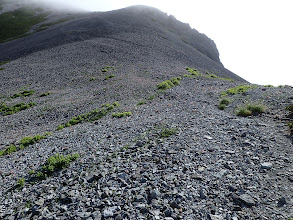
[0,5,243,81]
[0,5,292,220]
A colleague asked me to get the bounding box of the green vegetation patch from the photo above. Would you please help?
[0,8,48,42]
[0,102,36,116]
[160,128,177,138]
[186,67,202,77]
[0,145,17,157]
[157,77,182,91]
[11,90,35,98]
[112,112,132,118]
[186,67,233,81]
[101,66,114,73]
[26,153,79,182]
[221,85,253,97]
[285,104,293,112]
[19,133,51,149]
[220,98,231,106]
[40,92,51,97]
[57,102,119,130]
[218,98,232,110]
[236,103,267,117]
[137,100,146,106]
[0,133,50,157]
[17,177,26,189]
[104,75,115,80]
[147,94,156,100]
[0,61,11,66]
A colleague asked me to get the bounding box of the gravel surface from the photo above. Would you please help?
[0,5,292,220]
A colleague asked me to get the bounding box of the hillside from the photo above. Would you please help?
[0,5,292,220]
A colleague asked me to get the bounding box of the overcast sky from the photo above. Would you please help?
[30,0,293,86]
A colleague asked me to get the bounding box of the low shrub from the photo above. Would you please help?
[160,128,177,138]
[285,104,293,112]
[104,75,115,80]
[147,94,156,100]
[0,61,10,66]
[30,153,79,180]
[17,177,25,188]
[0,145,17,156]
[221,85,253,97]
[218,104,226,110]
[57,102,119,130]
[237,108,252,117]
[220,98,231,106]
[112,112,132,118]
[157,80,174,90]
[137,100,146,106]
[157,77,182,91]
[0,102,36,116]
[19,133,51,148]
[11,90,35,98]
[236,103,267,117]
[246,103,267,114]
[0,133,50,157]
[218,98,231,110]
[40,92,51,97]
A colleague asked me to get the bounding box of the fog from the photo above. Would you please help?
[1,0,292,86]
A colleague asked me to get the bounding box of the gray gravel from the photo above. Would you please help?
[0,5,292,220]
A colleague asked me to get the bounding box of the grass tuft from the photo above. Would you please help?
[220,98,231,106]
[137,100,146,106]
[236,103,267,117]
[160,128,177,138]
[0,102,36,116]
[0,145,17,157]
[112,112,132,118]
[11,90,35,98]
[221,85,253,97]
[0,133,50,157]
[157,77,182,91]
[29,153,79,181]
[40,92,51,97]
[57,102,119,130]
[104,75,115,80]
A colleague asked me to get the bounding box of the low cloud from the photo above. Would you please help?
[1,0,86,12]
